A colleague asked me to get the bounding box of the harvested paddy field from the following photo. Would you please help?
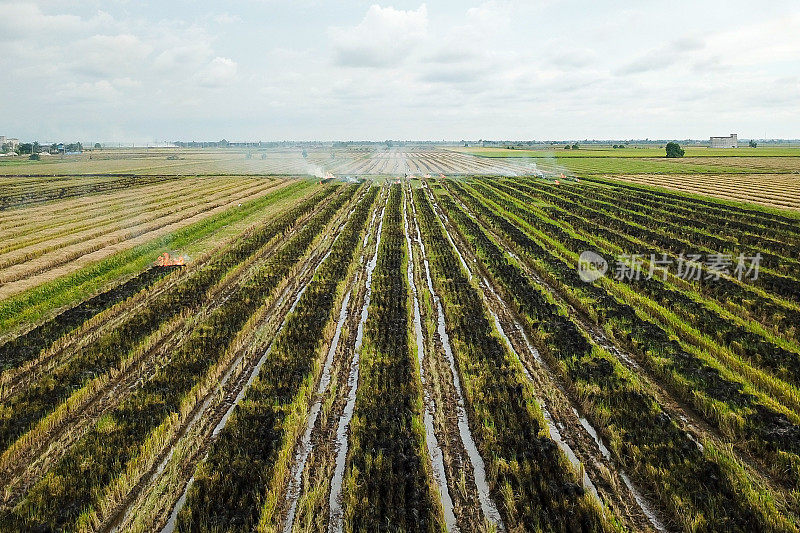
[613,173,800,210]
[1,160,800,532]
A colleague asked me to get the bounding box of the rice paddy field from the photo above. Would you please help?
[1,145,800,532]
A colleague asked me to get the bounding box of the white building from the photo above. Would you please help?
[0,136,20,151]
[710,133,738,148]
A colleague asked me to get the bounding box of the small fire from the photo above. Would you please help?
[554,180,560,185]
[439,173,446,179]
[155,252,185,267]
[318,171,336,184]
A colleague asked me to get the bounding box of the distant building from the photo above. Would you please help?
[710,133,738,148]
[0,136,20,151]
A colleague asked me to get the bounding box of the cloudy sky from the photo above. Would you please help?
[1,0,798,142]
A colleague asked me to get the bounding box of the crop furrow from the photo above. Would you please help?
[578,176,800,236]
[0,180,312,338]
[500,179,800,345]
[422,183,667,532]
[405,182,503,532]
[101,184,375,533]
[169,185,378,532]
[0,266,178,375]
[0,178,276,275]
[435,181,798,531]
[552,179,800,260]
[415,185,610,531]
[0,186,335,473]
[482,180,800,399]
[403,184,461,531]
[0,175,183,211]
[335,185,444,532]
[506,178,800,306]
[281,188,387,533]
[454,179,800,490]
[0,185,334,499]
[0,185,356,531]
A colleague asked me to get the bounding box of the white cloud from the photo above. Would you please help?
[71,34,153,78]
[153,41,215,73]
[213,12,242,25]
[703,13,800,67]
[56,80,119,101]
[195,57,238,87]
[0,3,84,40]
[1,1,798,141]
[618,37,705,75]
[329,4,428,67]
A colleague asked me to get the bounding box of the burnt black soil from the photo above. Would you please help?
[0,266,180,371]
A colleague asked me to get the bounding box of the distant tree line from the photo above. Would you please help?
[174,139,230,148]
[15,142,83,155]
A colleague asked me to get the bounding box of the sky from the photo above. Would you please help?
[1,0,798,142]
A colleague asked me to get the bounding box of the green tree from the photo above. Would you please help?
[572,143,579,150]
[94,142,102,149]
[749,140,757,148]
[665,142,685,158]
[564,145,571,150]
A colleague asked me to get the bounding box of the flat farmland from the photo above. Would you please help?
[676,156,800,173]
[8,145,797,179]
[450,145,800,172]
[0,147,534,177]
[0,177,288,297]
[607,173,800,210]
[449,145,800,158]
[1,163,800,532]
[0,175,317,338]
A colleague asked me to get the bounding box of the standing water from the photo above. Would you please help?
[438,184,667,532]
[480,274,601,500]
[412,188,504,530]
[403,189,458,531]
[328,197,387,533]
[426,185,600,503]
[281,291,352,533]
[160,248,328,533]
[422,182,471,280]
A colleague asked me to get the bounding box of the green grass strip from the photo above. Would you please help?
[0,180,310,334]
